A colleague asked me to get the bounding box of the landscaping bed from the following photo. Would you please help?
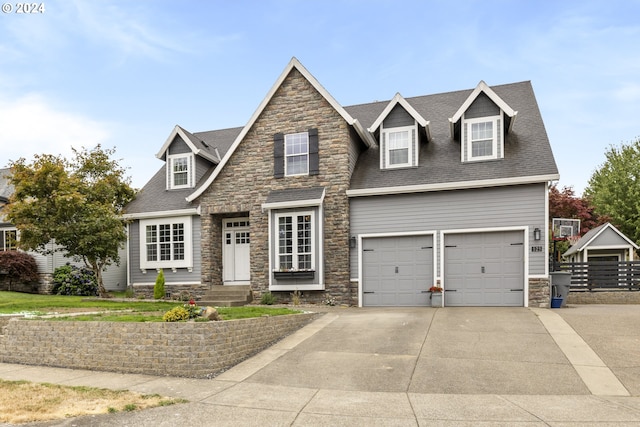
[0,291,320,378]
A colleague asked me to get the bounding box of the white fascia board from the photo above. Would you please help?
[261,189,325,211]
[582,223,639,250]
[353,119,377,148]
[156,125,182,160]
[122,207,200,220]
[187,57,362,202]
[449,81,517,126]
[156,126,218,164]
[368,93,429,132]
[346,174,561,197]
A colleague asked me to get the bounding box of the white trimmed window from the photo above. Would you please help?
[168,154,193,189]
[284,132,309,176]
[140,217,192,270]
[382,125,415,169]
[276,211,314,271]
[0,228,17,251]
[465,116,500,161]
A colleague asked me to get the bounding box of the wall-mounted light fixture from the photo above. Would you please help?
[533,228,541,241]
[349,236,357,248]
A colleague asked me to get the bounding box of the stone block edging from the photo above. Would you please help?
[0,312,320,378]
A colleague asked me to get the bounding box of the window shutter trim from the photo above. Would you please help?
[274,133,284,178]
[308,128,319,175]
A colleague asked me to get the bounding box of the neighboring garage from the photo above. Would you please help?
[362,235,434,306]
[444,230,525,307]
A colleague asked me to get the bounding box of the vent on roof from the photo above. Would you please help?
[200,140,209,148]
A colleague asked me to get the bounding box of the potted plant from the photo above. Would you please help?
[429,285,443,307]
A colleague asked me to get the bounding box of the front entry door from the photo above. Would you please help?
[223,219,250,284]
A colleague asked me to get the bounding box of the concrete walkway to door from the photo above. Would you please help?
[3,306,640,426]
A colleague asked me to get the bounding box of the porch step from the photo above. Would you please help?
[199,285,252,307]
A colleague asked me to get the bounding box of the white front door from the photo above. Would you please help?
[223,219,250,284]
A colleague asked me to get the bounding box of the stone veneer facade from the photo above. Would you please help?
[197,69,359,305]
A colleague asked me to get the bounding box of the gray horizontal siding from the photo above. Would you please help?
[591,228,629,246]
[128,216,202,285]
[383,105,414,128]
[465,93,500,119]
[168,136,191,155]
[350,183,547,276]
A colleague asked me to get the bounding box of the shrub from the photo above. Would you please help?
[0,251,39,288]
[162,306,190,322]
[153,269,165,300]
[184,300,202,319]
[51,264,98,296]
[260,292,276,305]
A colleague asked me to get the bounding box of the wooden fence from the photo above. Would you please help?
[556,261,640,291]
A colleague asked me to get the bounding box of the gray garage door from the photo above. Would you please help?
[444,231,524,307]
[362,235,433,306]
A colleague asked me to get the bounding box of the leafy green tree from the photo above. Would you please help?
[584,137,640,244]
[6,146,135,296]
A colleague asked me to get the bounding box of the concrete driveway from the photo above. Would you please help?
[232,307,588,395]
[4,305,640,426]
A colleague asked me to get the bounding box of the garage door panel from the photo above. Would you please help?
[444,231,524,307]
[363,235,433,307]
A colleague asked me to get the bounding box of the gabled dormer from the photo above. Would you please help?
[368,93,431,170]
[156,125,220,190]
[449,81,517,163]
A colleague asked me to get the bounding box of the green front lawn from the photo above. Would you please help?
[0,291,301,321]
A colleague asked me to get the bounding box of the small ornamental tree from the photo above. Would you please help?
[548,184,609,235]
[154,269,165,299]
[0,251,39,291]
[6,146,135,296]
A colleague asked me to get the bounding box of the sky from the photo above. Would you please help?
[1,0,639,195]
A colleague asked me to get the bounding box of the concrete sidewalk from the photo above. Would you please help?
[3,305,640,426]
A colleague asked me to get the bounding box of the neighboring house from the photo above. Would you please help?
[0,168,17,253]
[124,57,559,307]
[0,168,126,292]
[564,223,638,262]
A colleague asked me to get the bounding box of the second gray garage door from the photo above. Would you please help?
[362,235,434,306]
[444,231,524,307]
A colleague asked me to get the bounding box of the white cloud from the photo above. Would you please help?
[0,93,110,165]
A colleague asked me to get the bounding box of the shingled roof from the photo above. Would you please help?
[127,78,558,215]
[124,127,242,215]
[347,81,558,193]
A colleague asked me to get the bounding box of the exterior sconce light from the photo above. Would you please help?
[533,228,541,241]
[349,236,357,248]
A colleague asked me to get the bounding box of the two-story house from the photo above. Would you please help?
[124,57,559,307]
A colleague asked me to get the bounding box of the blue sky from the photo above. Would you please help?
[1,0,639,194]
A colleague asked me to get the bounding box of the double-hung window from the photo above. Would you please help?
[465,116,500,161]
[284,132,309,176]
[276,211,314,271]
[382,125,414,169]
[140,217,192,269]
[168,154,193,189]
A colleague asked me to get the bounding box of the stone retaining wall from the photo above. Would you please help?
[0,312,319,378]
[567,291,640,305]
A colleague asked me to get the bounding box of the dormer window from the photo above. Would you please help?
[168,153,193,189]
[368,94,429,171]
[467,117,499,161]
[449,81,517,164]
[383,126,414,168]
